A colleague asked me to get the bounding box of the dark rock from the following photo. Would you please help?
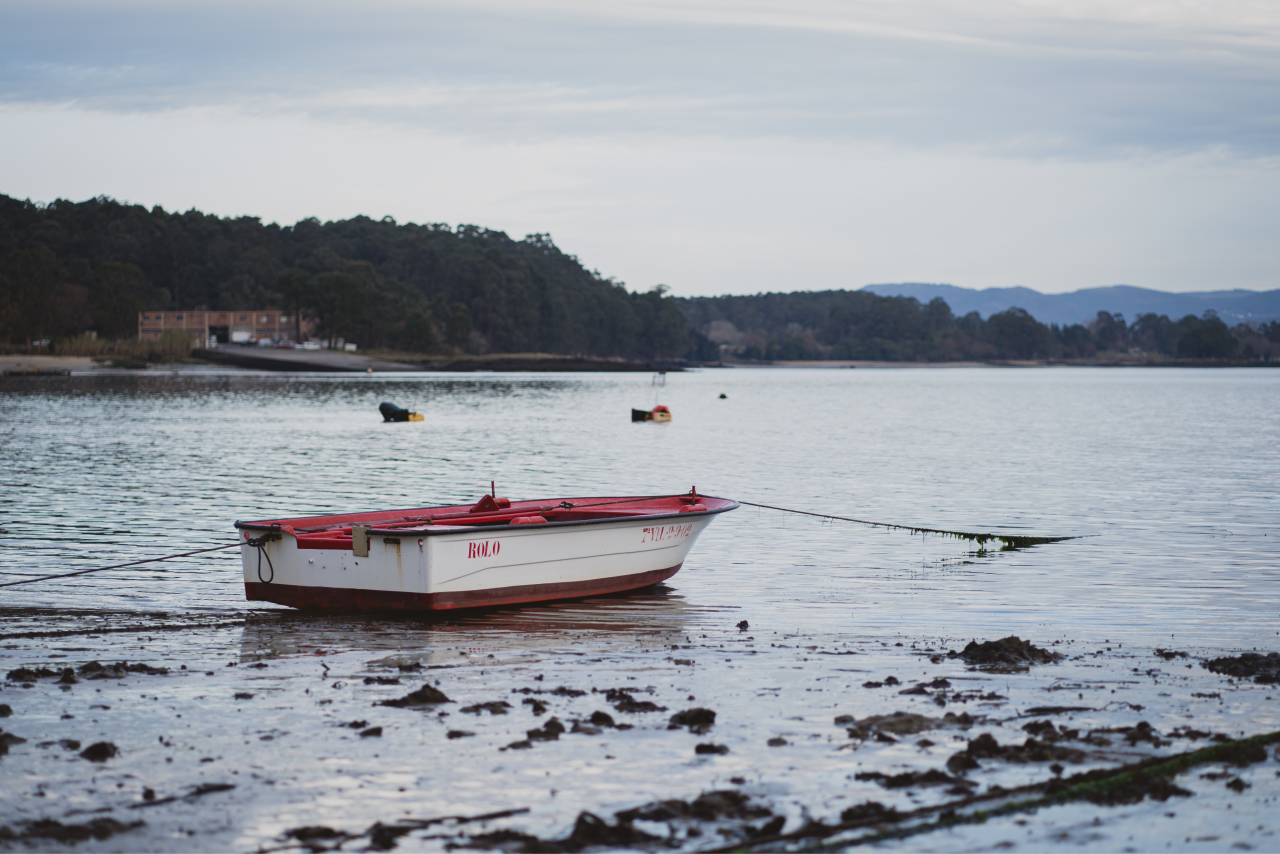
[80,741,118,762]
[378,684,452,707]
[363,676,401,685]
[397,662,423,672]
[737,620,749,631]
[603,688,666,714]
[359,727,383,738]
[567,812,660,849]
[767,737,788,747]
[1203,651,1280,685]
[616,800,691,823]
[6,667,56,681]
[59,739,81,750]
[17,817,145,843]
[689,790,769,820]
[588,710,615,728]
[752,816,786,837]
[695,743,729,755]
[143,788,156,801]
[669,707,716,734]
[523,698,548,715]
[57,668,78,685]
[527,717,565,741]
[948,731,1086,772]
[78,661,169,679]
[0,704,10,717]
[286,825,348,851]
[345,720,368,729]
[447,730,475,739]
[235,692,254,700]
[1227,777,1250,793]
[1154,649,1188,660]
[367,822,413,850]
[461,701,512,715]
[855,769,968,789]
[949,636,1062,668]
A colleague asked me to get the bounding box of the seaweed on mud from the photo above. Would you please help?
[1203,651,1280,685]
[0,817,145,845]
[461,701,513,715]
[837,710,975,740]
[378,684,452,707]
[949,637,1062,669]
[946,732,1085,774]
[80,661,170,678]
[602,688,667,714]
[854,768,973,791]
[1078,771,1192,805]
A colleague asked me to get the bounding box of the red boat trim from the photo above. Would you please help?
[235,496,738,537]
[244,564,682,612]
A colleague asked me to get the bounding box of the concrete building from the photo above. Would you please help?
[137,311,314,345]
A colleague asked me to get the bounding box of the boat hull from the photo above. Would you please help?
[239,508,721,612]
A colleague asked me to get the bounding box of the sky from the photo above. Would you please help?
[1,0,1277,297]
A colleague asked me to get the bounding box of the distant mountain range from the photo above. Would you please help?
[860,284,1280,327]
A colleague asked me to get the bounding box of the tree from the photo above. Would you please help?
[985,308,1058,359]
[275,268,312,343]
[1175,311,1236,359]
[88,262,150,339]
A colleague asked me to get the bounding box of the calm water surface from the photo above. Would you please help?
[2,366,1277,646]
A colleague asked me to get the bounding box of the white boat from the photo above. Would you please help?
[234,490,737,611]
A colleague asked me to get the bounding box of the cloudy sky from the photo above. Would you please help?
[2,0,1277,296]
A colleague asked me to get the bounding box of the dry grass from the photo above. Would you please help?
[37,333,197,363]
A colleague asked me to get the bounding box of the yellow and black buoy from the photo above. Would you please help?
[380,401,424,422]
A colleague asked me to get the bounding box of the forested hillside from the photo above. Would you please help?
[0,194,698,359]
[2,194,1273,363]
[677,291,1278,361]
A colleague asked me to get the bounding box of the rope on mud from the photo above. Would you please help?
[0,543,241,589]
[738,500,1073,550]
[705,730,1280,853]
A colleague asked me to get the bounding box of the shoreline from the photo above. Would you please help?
[0,603,1276,852]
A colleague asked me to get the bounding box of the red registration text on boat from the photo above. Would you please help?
[467,540,501,558]
[640,523,693,543]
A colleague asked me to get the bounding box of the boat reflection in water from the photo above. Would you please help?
[236,583,727,666]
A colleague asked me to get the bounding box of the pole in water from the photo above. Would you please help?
[491,480,495,497]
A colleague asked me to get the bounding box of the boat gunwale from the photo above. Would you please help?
[234,495,738,537]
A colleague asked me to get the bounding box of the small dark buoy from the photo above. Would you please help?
[719,393,727,399]
[380,401,423,422]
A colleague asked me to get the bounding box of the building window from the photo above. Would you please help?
[176,315,183,321]
[239,315,247,322]
[261,315,269,323]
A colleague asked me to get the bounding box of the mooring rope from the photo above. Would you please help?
[1,493,1071,591]
[738,500,1072,550]
[0,543,242,589]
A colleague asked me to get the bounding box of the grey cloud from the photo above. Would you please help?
[2,2,1277,157]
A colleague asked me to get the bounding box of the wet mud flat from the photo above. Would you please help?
[1,603,1279,853]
